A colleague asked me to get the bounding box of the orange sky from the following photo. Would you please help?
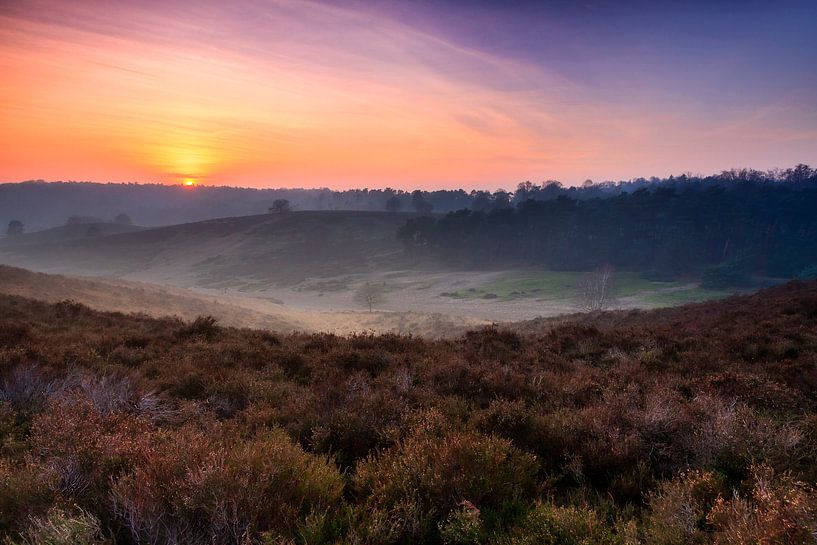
[1,0,815,189]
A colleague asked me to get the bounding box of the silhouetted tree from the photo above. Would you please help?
[471,191,491,212]
[6,220,24,236]
[354,282,387,312]
[114,213,133,225]
[385,196,403,213]
[492,190,512,210]
[411,191,433,214]
[269,199,291,214]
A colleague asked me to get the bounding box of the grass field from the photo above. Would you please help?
[644,286,734,307]
[439,270,683,301]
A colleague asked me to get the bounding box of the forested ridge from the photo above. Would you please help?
[3,164,814,231]
[398,174,817,281]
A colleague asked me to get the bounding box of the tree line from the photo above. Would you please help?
[4,164,814,231]
[397,167,817,282]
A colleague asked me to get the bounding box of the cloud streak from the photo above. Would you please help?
[0,0,815,188]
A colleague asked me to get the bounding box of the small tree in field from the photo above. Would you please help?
[114,213,133,225]
[579,264,617,311]
[269,199,291,214]
[6,220,24,236]
[354,282,387,312]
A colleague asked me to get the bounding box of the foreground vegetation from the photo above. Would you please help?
[2,282,817,544]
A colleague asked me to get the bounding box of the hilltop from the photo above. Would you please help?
[0,211,412,285]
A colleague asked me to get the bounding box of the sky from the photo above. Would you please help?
[0,0,815,189]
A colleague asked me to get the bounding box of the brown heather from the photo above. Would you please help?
[1,281,817,544]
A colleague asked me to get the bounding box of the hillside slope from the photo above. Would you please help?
[0,265,483,336]
[1,282,815,543]
[0,222,145,247]
[0,265,299,331]
[0,210,413,285]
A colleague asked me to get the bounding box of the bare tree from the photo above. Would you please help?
[354,282,387,312]
[579,264,617,311]
[269,199,291,214]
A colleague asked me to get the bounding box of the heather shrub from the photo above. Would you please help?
[645,470,726,545]
[111,427,344,544]
[309,384,405,468]
[0,365,60,416]
[0,323,29,348]
[29,395,153,508]
[12,508,109,545]
[2,283,817,544]
[707,465,817,545]
[52,299,91,319]
[176,315,220,340]
[354,426,539,542]
[462,327,523,363]
[0,459,54,535]
[493,502,620,545]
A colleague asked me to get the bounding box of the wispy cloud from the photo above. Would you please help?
[0,0,814,187]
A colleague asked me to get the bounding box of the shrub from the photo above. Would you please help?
[0,459,54,535]
[439,501,483,545]
[707,464,817,545]
[176,315,220,340]
[13,508,109,545]
[645,470,726,545]
[354,427,538,542]
[493,502,620,545]
[30,395,153,507]
[111,428,344,544]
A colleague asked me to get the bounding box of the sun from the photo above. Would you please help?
[183,179,196,187]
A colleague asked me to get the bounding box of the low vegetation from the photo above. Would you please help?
[1,281,817,544]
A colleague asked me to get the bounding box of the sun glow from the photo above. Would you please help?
[183,179,196,186]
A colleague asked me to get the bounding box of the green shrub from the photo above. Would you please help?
[14,508,108,545]
[645,470,726,545]
[354,427,538,543]
[439,501,483,545]
[492,502,620,545]
[0,460,53,535]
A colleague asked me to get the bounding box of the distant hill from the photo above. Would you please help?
[0,181,463,231]
[0,221,145,247]
[0,210,414,286]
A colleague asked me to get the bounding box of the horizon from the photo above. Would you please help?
[3,161,813,193]
[2,0,816,190]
